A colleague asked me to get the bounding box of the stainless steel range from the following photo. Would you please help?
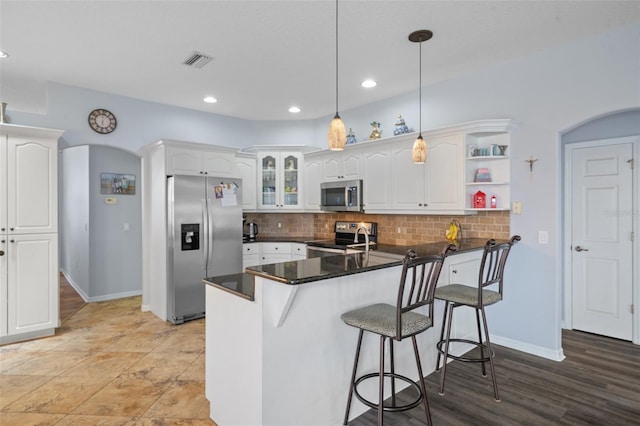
[306,221,378,256]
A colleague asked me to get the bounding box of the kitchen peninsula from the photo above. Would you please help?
[203,239,493,426]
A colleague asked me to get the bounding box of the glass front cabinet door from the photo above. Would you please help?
[257,152,302,210]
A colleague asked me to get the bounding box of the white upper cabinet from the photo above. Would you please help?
[1,126,60,234]
[424,133,465,211]
[256,152,304,211]
[322,151,362,181]
[166,145,235,177]
[362,147,392,211]
[234,153,257,210]
[302,154,323,211]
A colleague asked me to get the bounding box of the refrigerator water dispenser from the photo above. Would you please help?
[181,223,200,250]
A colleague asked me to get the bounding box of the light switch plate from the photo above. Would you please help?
[105,197,118,205]
[512,201,522,215]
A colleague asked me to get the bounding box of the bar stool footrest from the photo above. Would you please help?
[436,338,494,363]
[354,372,423,413]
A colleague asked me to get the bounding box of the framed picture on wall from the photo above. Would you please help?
[100,173,136,195]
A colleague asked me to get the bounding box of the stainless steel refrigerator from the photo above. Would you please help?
[167,175,243,324]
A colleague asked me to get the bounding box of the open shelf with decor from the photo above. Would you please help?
[464,128,511,211]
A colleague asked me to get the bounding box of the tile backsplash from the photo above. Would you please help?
[244,211,510,245]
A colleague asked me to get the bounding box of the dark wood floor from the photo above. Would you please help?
[349,330,640,425]
[59,273,86,323]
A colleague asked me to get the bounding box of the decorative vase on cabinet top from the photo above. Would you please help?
[393,115,409,136]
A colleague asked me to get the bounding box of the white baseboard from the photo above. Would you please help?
[60,269,89,302]
[490,334,565,361]
[141,304,151,312]
[60,269,142,303]
[86,290,143,303]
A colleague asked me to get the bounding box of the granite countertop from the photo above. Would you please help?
[375,237,493,258]
[208,238,502,300]
[203,273,255,300]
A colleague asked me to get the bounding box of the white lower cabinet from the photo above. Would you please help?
[260,243,292,264]
[291,243,307,260]
[437,250,482,341]
[242,243,260,269]
[1,234,58,339]
[243,242,307,268]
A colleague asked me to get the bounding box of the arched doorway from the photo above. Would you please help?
[562,109,640,344]
[60,144,142,303]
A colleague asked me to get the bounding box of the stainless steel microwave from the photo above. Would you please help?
[320,179,363,212]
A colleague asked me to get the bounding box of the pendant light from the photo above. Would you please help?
[409,30,433,164]
[328,0,346,151]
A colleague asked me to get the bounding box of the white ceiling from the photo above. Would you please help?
[1,0,638,121]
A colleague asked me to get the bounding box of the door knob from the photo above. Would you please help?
[0,250,4,256]
[575,246,589,252]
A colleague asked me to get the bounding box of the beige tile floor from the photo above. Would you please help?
[0,296,215,425]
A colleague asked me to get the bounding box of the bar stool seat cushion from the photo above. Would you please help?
[341,303,432,339]
[435,284,502,307]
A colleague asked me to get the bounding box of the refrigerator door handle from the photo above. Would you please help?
[202,198,209,271]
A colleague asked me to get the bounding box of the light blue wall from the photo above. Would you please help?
[8,83,318,153]
[6,22,639,354]
[88,146,142,300]
[60,146,90,297]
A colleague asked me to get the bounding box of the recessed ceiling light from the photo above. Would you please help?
[288,106,301,113]
[0,50,9,58]
[203,96,218,104]
[361,79,377,88]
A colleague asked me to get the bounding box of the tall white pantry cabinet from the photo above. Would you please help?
[0,124,63,345]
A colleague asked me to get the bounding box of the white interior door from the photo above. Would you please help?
[570,141,633,340]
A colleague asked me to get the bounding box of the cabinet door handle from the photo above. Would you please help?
[452,269,458,274]
[9,227,14,231]
[10,239,15,243]
[0,250,4,256]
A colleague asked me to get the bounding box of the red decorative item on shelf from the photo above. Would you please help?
[473,190,486,208]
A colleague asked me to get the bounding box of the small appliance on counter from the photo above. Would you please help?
[244,221,259,241]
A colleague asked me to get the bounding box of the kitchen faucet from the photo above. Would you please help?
[355,226,370,254]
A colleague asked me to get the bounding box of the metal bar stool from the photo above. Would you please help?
[435,236,521,402]
[341,246,453,426]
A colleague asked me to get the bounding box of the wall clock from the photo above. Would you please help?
[88,108,117,134]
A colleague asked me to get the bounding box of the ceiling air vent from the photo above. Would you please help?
[183,52,212,69]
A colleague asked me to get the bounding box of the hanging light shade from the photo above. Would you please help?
[409,29,433,164]
[328,0,346,151]
[412,135,426,163]
[328,113,346,151]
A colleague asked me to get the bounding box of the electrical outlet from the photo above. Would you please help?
[538,231,548,244]
[397,227,401,234]
[277,222,282,229]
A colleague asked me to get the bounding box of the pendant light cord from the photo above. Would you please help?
[335,0,339,117]
[418,35,422,136]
